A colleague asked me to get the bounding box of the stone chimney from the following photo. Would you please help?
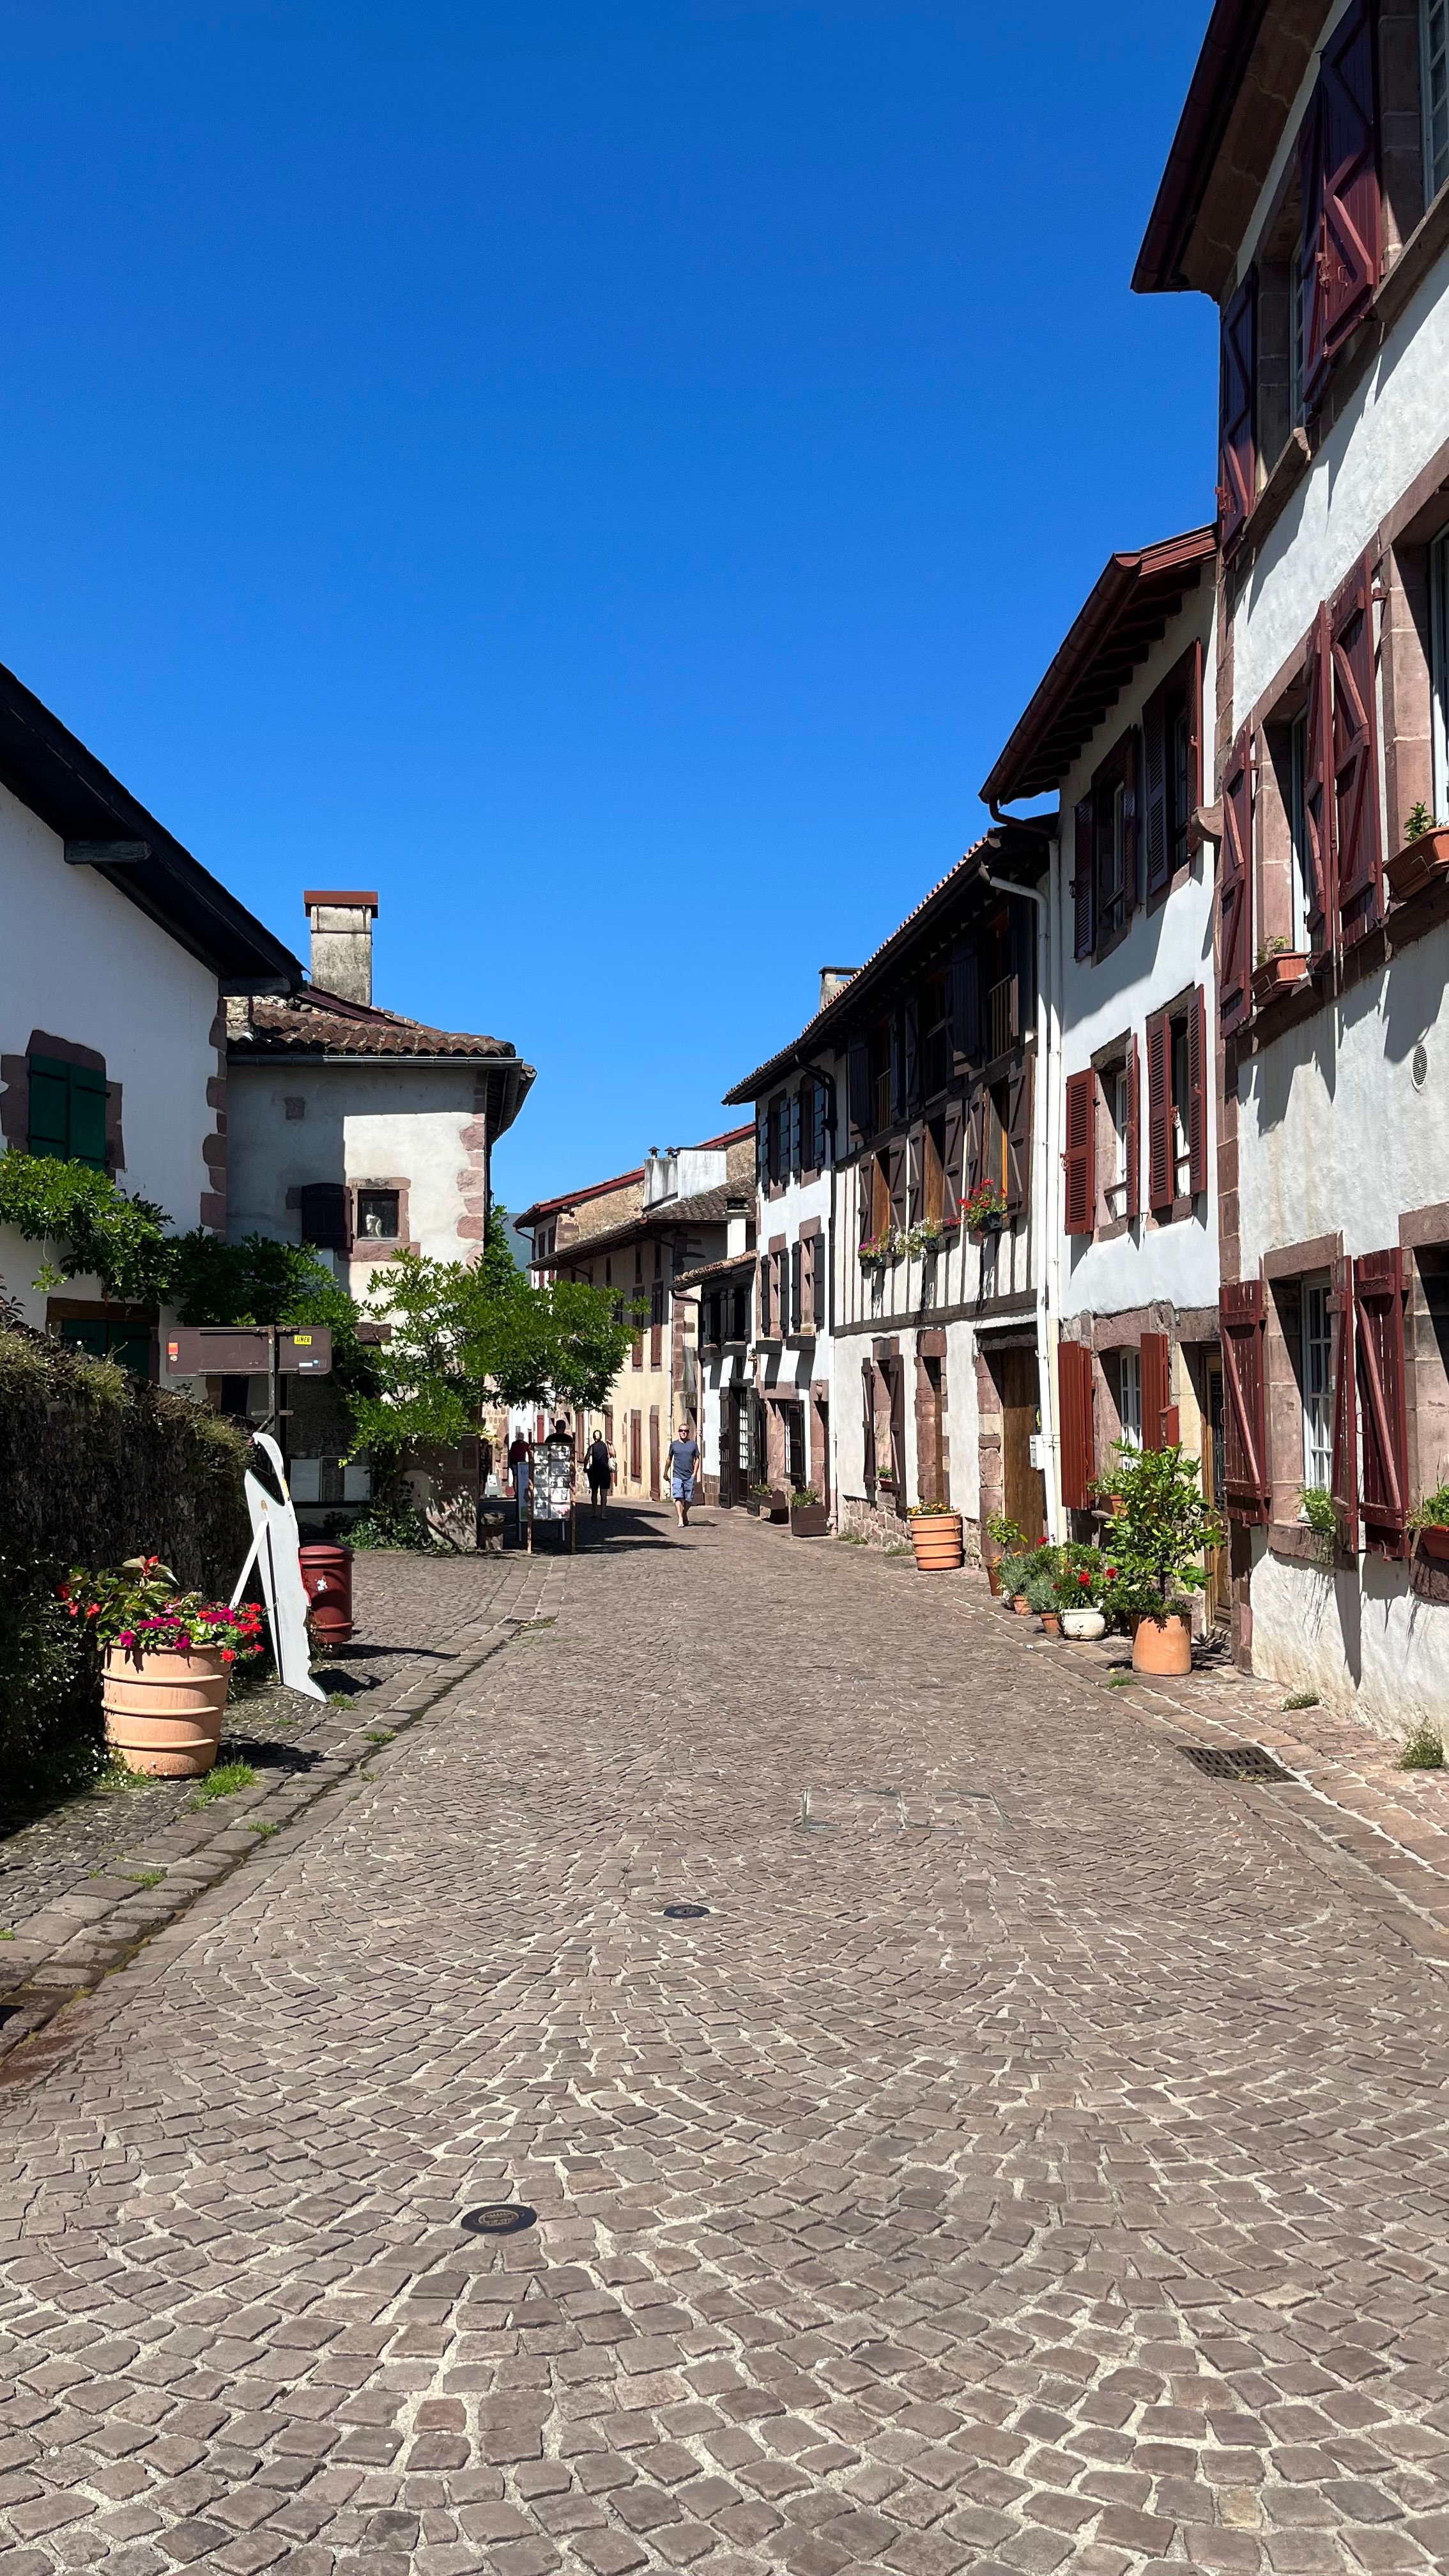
[818,965,858,1012]
[305,889,379,1004]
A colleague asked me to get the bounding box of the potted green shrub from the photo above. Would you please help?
[747,1482,772,1519]
[984,1510,1025,1596]
[1299,1485,1342,1565]
[790,1485,829,1538]
[1023,1559,1061,1634]
[1055,1543,1107,1641]
[1387,801,1449,903]
[1094,1441,1222,1675]
[997,1549,1031,1613]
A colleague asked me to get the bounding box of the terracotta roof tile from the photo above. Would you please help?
[241,985,517,1061]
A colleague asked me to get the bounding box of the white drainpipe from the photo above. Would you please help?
[983,855,1062,1543]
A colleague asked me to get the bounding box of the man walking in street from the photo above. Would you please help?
[666,1417,701,1529]
[507,1430,531,1533]
[586,1432,612,1514]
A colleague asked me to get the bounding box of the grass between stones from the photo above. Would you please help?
[188,1758,258,1809]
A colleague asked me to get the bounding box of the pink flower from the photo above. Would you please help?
[118,1629,135,1649]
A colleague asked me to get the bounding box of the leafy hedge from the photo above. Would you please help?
[0,1303,251,1793]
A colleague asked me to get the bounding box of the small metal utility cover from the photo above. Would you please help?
[461,2203,537,2236]
[663,1903,710,1919]
[1179,1743,1294,1784]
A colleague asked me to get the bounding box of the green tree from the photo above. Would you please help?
[1095,1441,1222,1624]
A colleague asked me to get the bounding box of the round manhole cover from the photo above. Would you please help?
[662,1903,710,1920]
[461,2203,537,2236]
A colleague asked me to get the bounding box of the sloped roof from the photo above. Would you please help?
[541,1183,746,1271]
[513,1166,647,1230]
[979,529,1216,804]
[1133,0,1321,300]
[244,985,519,1061]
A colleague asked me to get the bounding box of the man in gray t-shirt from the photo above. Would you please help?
[666,1421,701,1528]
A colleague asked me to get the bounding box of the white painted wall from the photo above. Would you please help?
[0,779,221,1326]
[226,1057,484,1287]
[1248,1537,1449,1747]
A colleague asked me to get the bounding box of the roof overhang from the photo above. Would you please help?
[1133,0,1323,300]
[0,659,303,988]
[979,529,1216,806]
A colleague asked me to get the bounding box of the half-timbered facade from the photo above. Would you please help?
[1138,0,1449,1726]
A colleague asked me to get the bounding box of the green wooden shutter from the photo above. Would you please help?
[27,1055,70,1158]
[68,1064,109,1171]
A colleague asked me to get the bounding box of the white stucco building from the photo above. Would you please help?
[0,657,301,1370]
[1135,0,1449,1728]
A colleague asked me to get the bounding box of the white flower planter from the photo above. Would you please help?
[1059,1607,1106,1642]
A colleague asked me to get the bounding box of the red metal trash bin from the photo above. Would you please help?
[298,1542,355,1648]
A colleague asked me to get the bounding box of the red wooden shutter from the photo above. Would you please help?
[1062,1071,1095,1236]
[886,1136,908,1229]
[1299,84,1329,405]
[1142,684,1169,898]
[1303,602,1335,954]
[1355,1248,1409,1556]
[1073,798,1095,959]
[1218,726,1253,1035]
[1330,552,1382,948]
[1329,1250,1358,1554]
[1140,1331,1171,1450]
[1218,268,1257,548]
[1059,1340,1095,1510]
[1186,986,1208,1199]
[1004,1055,1033,1218]
[1146,1011,1173,1213]
[1124,1034,1140,1222]
[1183,636,1204,850]
[942,1095,965,1223]
[1319,0,1381,364]
[1122,727,1140,920]
[1220,1278,1269,1521]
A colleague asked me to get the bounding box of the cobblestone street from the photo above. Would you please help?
[4,1506,1449,2575]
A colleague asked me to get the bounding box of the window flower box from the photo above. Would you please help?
[1416,1522,1449,1563]
[1386,823,1449,905]
[1252,949,1311,1008]
[790,1493,828,1536]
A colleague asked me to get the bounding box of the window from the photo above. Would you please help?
[1301,1275,1333,1490]
[1105,1064,1131,1220]
[1170,1019,1192,1198]
[1427,0,1449,202]
[356,1190,399,1242]
[59,1315,151,1377]
[1288,709,1312,952]
[27,1052,107,1171]
[1099,779,1127,937]
[1432,530,1449,822]
[1116,1347,1142,1450]
[298,1183,350,1254]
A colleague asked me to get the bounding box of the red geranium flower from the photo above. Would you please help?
[221,1648,236,1664]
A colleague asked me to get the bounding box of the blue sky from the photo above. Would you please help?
[0,0,1214,1218]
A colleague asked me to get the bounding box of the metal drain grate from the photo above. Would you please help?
[461,2203,537,2236]
[1179,1743,1294,1784]
[663,1903,710,1920]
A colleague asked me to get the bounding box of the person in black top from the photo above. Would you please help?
[586,1434,612,1514]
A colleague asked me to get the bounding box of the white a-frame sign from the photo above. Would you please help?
[230,1432,325,1701]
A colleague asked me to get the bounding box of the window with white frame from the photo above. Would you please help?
[1431,528,1449,822]
[1116,1347,1142,1450]
[1288,708,1313,950]
[1104,1062,1131,1218]
[1301,1275,1333,1492]
[1425,0,1449,204]
[1170,1018,1193,1196]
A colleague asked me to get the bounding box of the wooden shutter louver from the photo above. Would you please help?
[1004,1055,1033,1219]
[1220,1278,1269,1520]
[1059,1341,1095,1512]
[1218,268,1257,549]
[788,1091,802,1175]
[790,1242,802,1335]
[26,1056,70,1158]
[1303,602,1336,954]
[1121,728,1140,923]
[1142,684,1170,898]
[1219,726,1254,1035]
[1330,552,1382,948]
[1319,0,1381,366]
[755,1105,769,1186]
[1186,986,1208,1199]
[907,1128,924,1228]
[298,1182,351,1254]
[942,1096,965,1224]
[1140,1331,1172,1450]
[1062,1070,1095,1237]
[1146,1011,1173,1214]
[1073,799,1095,959]
[1124,1034,1140,1222]
[1329,1252,1358,1554]
[1355,1248,1409,1556]
[886,1136,908,1229]
[964,1089,987,1202]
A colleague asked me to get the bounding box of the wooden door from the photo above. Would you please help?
[1202,1356,1230,1626]
[649,1409,661,1499]
[630,1410,641,1483]
[1001,1347,1045,1546]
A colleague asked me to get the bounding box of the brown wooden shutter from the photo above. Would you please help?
[1319,0,1381,363]
[1004,1055,1033,1218]
[1124,1034,1140,1222]
[1121,727,1140,919]
[1329,1251,1358,1554]
[1062,1070,1095,1237]
[1220,1278,1269,1521]
[886,1136,907,1229]
[942,1095,965,1223]
[903,997,920,1110]
[1142,684,1169,898]
[790,1241,802,1335]
[889,1357,906,1514]
[862,1360,877,1487]
[1299,85,1329,407]
[847,1038,870,1146]
[1058,1340,1095,1510]
[1073,797,1095,958]
[1140,1331,1171,1450]
[964,1089,986,1200]
[951,942,982,1070]
[1355,1249,1409,1556]
[1303,602,1335,955]
[1330,551,1382,948]
[1218,725,1254,1035]
[1146,1010,1173,1214]
[907,1126,924,1227]
[298,1183,351,1253]
[1186,986,1208,1199]
[1183,636,1204,852]
[1218,268,1257,549]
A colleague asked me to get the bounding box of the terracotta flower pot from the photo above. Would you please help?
[910,1510,964,1572]
[1060,1607,1106,1641]
[1131,1613,1192,1677]
[1386,824,1449,903]
[103,1644,229,1778]
[1012,1595,1031,1616]
[985,1556,1002,1596]
[1039,1610,1061,1636]
[1417,1522,1449,1562]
